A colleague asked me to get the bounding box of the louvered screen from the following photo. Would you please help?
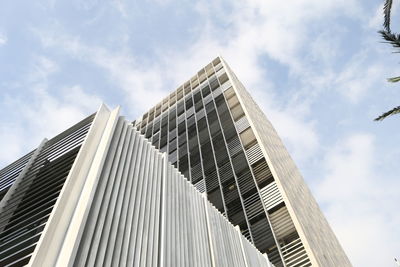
[218,162,234,183]
[235,116,250,133]
[205,169,219,192]
[281,237,311,267]
[190,163,203,184]
[71,119,272,267]
[0,150,35,202]
[246,143,264,165]
[241,228,252,242]
[227,136,242,157]
[0,114,94,267]
[267,247,284,267]
[194,179,206,193]
[260,181,283,211]
[236,169,256,196]
[222,181,239,206]
[243,192,265,221]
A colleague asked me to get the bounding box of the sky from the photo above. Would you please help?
[0,0,399,266]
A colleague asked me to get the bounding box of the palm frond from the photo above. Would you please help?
[379,30,400,50]
[383,0,393,31]
[387,76,400,82]
[374,106,400,121]
[376,1,400,122]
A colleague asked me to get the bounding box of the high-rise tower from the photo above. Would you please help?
[134,57,351,267]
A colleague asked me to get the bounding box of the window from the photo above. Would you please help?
[177,101,185,116]
[212,57,221,66]
[227,95,239,108]
[240,127,257,149]
[185,97,193,109]
[218,73,229,85]
[201,85,211,97]
[195,101,203,113]
[230,104,245,121]
[210,78,219,91]
[178,121,186,135]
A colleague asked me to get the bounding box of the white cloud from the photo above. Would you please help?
[316,134,400,266]
[32,56,59,80]
[368,3,384,29]
[269,110,319,164]
[336,63,383,103]
[309,28,343,67]
[0,125,24,164]
[37,33,168,117]
[112,0,127,18]
[0,56,102,167]
[0,33,7,45]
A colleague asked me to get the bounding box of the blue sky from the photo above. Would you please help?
[1,0,399,266]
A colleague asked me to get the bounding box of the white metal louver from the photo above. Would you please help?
[246,143,263,165]
[281,238,311,267]
[235,116,251,134]
[227,136,242,157]
[259,181,283,211]
[194,179,206,193]
[0,113,95,267]
[0,150,35,201]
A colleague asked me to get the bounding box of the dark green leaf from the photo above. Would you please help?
[387,76,400,82]
[383,0,393,31]
[374,106,400,121]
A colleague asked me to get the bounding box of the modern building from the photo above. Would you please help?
[0,56,351,267]
[133,57,351,267]
[0,105,272,267]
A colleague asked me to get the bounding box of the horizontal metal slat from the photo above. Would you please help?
[235,116,251,134]
[260,181,283,211]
